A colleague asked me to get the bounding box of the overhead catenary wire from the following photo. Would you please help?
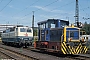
[45,1,75,15]
[12,0,40,17]
[80,7,90,11]
[22,0,75,21]
[20,0,59,20]
[53,0,90,21]
[21,0,75,24]
[35,1,75,22]
[79,2,90,20]
[34,0,59,12]
[0,0,3,5]
[80,6,90,17]
[0,0,12,12]
[0,0,89,26]
[79,1,90,14]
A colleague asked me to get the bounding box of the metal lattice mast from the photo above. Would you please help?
[75,0,79,26]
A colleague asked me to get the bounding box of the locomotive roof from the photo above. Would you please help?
[37,19,69,25]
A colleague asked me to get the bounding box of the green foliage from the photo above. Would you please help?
[34,29,38,36]
[81,22,90,35]
[0,32,1,37]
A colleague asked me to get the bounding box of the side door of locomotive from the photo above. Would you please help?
[41,29,45,41]
[45,28,50,41]
[41,28,50,41]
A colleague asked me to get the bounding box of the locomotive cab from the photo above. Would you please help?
[37,19,69,42]
[34,19,88,54]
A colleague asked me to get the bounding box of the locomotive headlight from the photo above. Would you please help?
[68,38,72,42]
[82,38,84,42]
[70,38,72,41]
[70,38,72,40]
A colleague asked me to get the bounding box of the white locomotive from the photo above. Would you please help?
[1,25,33,47]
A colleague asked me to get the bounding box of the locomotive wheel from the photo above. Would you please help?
[16,43,22,48]
[23,43,28,48]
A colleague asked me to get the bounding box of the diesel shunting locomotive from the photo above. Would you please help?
[34,19,88,54]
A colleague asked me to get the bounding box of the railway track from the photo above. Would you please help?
[0,44,66,60]
[0,47,33,60]
[0,49,12,59]
[0,43,90,60]
[66,54,90,60]
[27,46,90,60]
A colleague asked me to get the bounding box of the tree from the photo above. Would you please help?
[34,29,38,36]
[84,21,87,25]
[81,22,90,35]
[0,33,1,37]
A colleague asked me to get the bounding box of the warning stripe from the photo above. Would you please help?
[76,43,86,54]
[61,43,67,54]
[68,46,74,54]
[79,46,82,54]
[81,46,84,54]
[82,46,87,54]
[77,45,82,54]
[83,46,86,53]
[79,45,82,54]
[61,42,71,54]
[84,46,88,54]
[62,42,77,54]
[64,42,70,54]
[63,42,70,54]
[70,47,76,54]
[61,42,73,54]
[72,47,76,54]
[76,45,88,54]
[80,46,84,53]
[61,48,66,54]
[76,43,81,53]
[71,47,75,54]
[61,42,88,54]
[76,46,79,52]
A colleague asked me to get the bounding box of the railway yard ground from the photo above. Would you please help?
[0,42,90,60]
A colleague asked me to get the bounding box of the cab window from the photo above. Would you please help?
[27,29,31,32]
[20,28,26,32]
[70,31,74,37]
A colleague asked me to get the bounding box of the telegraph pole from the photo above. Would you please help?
[32,11,34,29]
[75,0,79,27]
[32,11,34,45]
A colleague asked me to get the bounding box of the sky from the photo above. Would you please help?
[0,0,90,27]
